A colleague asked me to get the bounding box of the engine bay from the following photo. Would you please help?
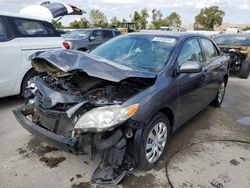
[31,72,154,109]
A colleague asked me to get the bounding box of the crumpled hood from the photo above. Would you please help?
[32,50,157,82]
[218,45,250,55]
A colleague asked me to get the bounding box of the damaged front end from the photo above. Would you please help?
[219,45,250,71]
[13,50,156,185]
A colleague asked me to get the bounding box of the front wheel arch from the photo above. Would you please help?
[78,48,88,52]
[224,74,228,86]
[136,112,170,170]
[20,68,38,96]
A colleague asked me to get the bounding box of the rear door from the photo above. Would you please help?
[10,17,63,61]
[8,17,63,97]
[0,16,21,97]
[199,38,222,101]
[102,30,114,42]
[176,38,205,125]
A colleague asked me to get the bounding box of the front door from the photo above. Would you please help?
[175,38,205,126]
[199,38,223,101]
[88,30,103,50]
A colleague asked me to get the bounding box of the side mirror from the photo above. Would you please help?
[89,36,95,41]
[179,61,202,73]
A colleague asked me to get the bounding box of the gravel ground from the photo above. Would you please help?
[0,75,249,188]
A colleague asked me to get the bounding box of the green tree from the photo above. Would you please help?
[109,16,121,28]
[51,20,64,29]
[166,12,182,27]
[89,9,108,28]
[69,18,89,29]
[194,6,225,30]
[131,8,149,30]
[152,9,162,22]
[140,8,149,29]
[122,18,127,23]
[131,11,142,30]
[151,9,166,29]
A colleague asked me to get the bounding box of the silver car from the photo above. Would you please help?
[63,29,121,51]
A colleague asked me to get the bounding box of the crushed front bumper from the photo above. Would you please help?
[13,108,80,154]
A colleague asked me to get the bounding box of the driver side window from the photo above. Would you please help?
[178,39,204,66]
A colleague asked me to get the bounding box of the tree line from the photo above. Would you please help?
[53,6,227,31]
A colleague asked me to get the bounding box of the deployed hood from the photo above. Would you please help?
[20,1,85,21]
[32,50,157,82]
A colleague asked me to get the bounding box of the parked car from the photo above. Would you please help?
[0,2,84,98]
[14,32,229,185]
[63,29,122,51]
[213,34,250,79]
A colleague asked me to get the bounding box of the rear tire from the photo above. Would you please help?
[239,61,250,79]
[212,80,226,107]
[137,112,170,171]
[78,48,88,52]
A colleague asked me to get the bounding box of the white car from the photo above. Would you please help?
[0,2,84,98]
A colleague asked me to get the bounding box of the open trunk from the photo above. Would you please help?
[20,1,85,21]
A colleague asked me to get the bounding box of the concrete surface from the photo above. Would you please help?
[0,76,249,188]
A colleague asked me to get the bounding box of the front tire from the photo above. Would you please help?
[212,80,226,107]
[239,61,250,79]
[137,113,170,171]
[21,69,38,97]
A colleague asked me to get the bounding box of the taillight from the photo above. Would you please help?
[63,42,70,49]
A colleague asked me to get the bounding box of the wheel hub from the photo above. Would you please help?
[145,122,168,164]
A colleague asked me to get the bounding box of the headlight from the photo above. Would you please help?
[74,104,139,132]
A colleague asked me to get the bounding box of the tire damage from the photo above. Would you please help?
[17,50,156,185]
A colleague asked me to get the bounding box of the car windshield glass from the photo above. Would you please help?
[90,35,178,72]
[213,35,250,46]
[66,30,91,39]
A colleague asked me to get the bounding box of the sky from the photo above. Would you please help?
[0,0,250,26]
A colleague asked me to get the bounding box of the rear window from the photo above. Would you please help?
[103,30,113,38]
[0,19,7,41]
[14,18,49,37]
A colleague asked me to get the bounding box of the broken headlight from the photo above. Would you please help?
[74,104,139,132]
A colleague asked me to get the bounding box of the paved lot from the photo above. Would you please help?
[0,75,249,188]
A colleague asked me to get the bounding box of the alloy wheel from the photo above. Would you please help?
[218,82,225,103]
[145,122,168,164]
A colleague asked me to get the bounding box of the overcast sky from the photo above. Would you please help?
[0,0,250,25]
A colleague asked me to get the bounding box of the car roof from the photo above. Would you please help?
[213,33,250,38]
[73,28,119,31]
[131,31,205,39]
[0,11,47,21]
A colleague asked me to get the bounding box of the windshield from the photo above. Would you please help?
[90,34,178,72]
[213,35,250,46]
[66,30,91,39]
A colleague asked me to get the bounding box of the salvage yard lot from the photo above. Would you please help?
[0,75,249,188]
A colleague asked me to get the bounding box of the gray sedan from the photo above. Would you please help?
[63,29,121,51]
